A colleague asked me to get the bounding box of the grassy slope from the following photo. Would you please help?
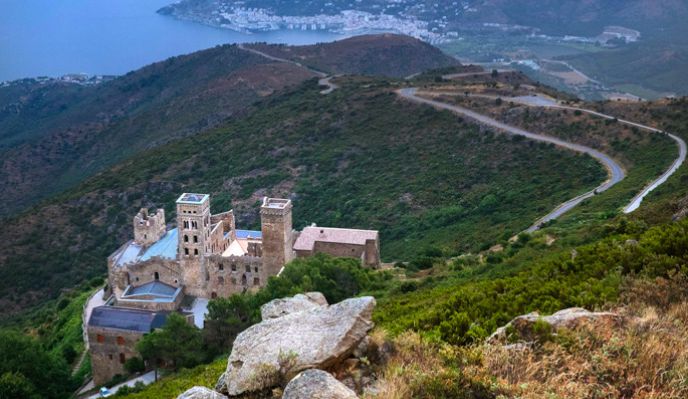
[119,94,688,399]
[0,76,604,319]
[373,96,688,341]
[0,46,315,217]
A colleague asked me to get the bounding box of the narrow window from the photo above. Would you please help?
[245,265,250,273]
[97,334,105,343]
[231,264,237,271]
[144,234,147,239]
[184,235,189,242]
[194,248,198,255]
[184,248,189,255]
[219,264,224,271]
[154,272,159,281]
[194,235,198,243]
[254,267,258,273]
[211,292,217,299]
[183,220,189,229]
[116,336,125,345]
[108,354,113,360]
[253,277,260,286]
[241,275,247,286]
[119,353,126,364]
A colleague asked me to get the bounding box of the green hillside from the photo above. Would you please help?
[0,74,607,320]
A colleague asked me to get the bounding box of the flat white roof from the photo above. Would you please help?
[176,193,209,204]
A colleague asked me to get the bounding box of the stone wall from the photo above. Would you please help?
[111,258,183,297]
[297,239,380,268]
[205,255,265,298]
[208,221,229,255]
[88,327,144,386]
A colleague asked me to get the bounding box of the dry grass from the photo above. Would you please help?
[469,301,688,399]
[370,278,688,399]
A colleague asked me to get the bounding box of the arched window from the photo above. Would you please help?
[253,277,260,286]
[184,235,189,242]
[231,264,237,271]
[193,235,198,243]
[211,292,217,299]
[154,272,159,281]
[119,353,126,364]
[241,275,247,286]
[183,220,189,229]
[219,264,224,271]
[184,248,189,255]
[194,248,198,255]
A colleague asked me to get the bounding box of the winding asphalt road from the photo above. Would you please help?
[445,91,688,214]
[239,42,683,229]
[398,88,626,232]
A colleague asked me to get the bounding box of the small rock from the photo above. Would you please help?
[176,386,227,399]
[283,369,358,399]
[488,307,622,344]
[260,292,328,320]
[352,336,369,358]
[214,372,227,395]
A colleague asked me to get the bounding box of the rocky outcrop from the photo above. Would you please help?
[283,369,359,399]
[177,386,228,399]
[260,292,328,320]
[488,307,622,344]
[223,296,376,396]
[673,194,688,221]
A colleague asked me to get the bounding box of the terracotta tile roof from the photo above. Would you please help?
[293,226,378,251]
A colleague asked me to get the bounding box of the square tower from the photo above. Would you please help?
[176,193,211,260]
[260,197,294,276]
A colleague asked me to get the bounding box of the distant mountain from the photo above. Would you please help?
[0,35,456,217]
[247,34,460,78]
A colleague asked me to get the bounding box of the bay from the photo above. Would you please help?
[0,0,346,82]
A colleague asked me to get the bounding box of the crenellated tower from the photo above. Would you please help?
[133,208,165,246]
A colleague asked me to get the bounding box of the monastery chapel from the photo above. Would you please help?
[87,193,380,384]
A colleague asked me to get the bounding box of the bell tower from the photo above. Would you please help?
[176,193,211,260]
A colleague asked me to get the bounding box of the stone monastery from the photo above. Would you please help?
[87,193,380,384]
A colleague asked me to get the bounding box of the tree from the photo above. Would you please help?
[0,372,39,399]
[203,295,256,354]
[0,331,73,399]
[124,356,145,374]
[137,313,206,372]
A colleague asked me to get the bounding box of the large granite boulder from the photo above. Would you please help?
[260,292,328,320]
[177,386,227,399]
[283,369,359,399]
[488,307,622,344]
[223,296,376,396]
